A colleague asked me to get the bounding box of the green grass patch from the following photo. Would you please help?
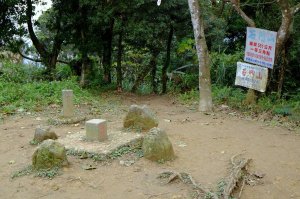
[0,77,97,115]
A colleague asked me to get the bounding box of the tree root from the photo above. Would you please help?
[158,155,254,199]
[158,171,218,199]
[222,155,251,199]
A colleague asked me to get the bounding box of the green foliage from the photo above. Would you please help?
[0,77,95,115]
[11,165,33,179]
[11,165,61,179]
[212,86,245,109]
[178,89,199,105]
[257,92,300,118]
[0,59,44,83]
[55,64,72,80]
[210,51,244,86]
[110,146,132,159]
[29,140,39,145]
[34,167,60,179]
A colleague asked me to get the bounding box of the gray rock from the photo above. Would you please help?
[34,126,58,143]
[142,127,175,162]
[123,105,158,131]
[32,140,68,170]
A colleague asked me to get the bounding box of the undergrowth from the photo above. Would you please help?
[11,165,61,179]
[0,77,97,115]
[177,85,300,123]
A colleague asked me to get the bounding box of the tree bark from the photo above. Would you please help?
[277,47,287,96]
[272,0,294,96]
[275,0,293,60]
[80,54,89,88]
[102,19,115,84]
[117,18,124,92]
[151,59,158,94]
[162,24,173,94]
[26,0,48,59]
[188,0,213,112]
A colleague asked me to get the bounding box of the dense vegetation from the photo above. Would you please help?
[0,0,299,122]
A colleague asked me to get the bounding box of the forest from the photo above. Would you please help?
[1,1,300,198]
[0,0,300,120]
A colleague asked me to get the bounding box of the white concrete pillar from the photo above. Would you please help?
[62,90,74,117]
[85,119,108,141]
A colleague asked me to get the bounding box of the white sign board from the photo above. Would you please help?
[244,27,277,69]
[235,62,268,92]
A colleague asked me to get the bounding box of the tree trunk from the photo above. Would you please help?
[117,19,124,92]
[151,60,157,94]
[131,52,159,93]
[162,24,173,94]
[102,20,114,84]
[188,0,213,112]
[230,0,300,100]
[272,0,294,96]
[26,0,63,80]
[80,53,89,87]
[277,47,287,97]
[229,0,258,105]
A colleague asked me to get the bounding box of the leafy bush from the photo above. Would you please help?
[55,64,72,80]
[0,60,45,83]
[212,85,245,109]
[178,89,199,104]
[210,51,243,86]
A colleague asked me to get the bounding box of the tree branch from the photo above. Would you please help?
[26,0,48,58]
[18,49,70,65]
[18,49,42,62]
[57,59,70,65]
[230,0,256,27]
[293,3,300,15]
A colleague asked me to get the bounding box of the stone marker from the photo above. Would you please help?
[142,127,175,162]
[123,105,158,131]
[33,125,58,143]
[85,119,108,141]
[62,90,74,117]
[32,140,68,170]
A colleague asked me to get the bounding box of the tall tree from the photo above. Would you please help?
[0,0,26,49]
[188,0,213,111]
[25,0,67,79]
[230,0,300,100]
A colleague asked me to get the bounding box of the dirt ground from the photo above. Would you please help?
[0,93,300,199]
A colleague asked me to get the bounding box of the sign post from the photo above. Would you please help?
[235,62,268,92]
[244,27,277,69]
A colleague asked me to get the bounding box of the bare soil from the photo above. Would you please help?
[1,93,299,199]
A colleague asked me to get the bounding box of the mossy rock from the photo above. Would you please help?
[142,128,175,162]
[124,105,158,131]
[32,140,68,170]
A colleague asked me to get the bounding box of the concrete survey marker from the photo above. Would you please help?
[58,130,143,158]
[62,90,74,117]
[48,90,86,125]
[86,119,107,141]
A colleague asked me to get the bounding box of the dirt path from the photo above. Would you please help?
[0,93,299,199]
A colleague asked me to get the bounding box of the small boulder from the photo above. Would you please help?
[32,140,68,170]
[124,105,158,131]
[33,126,58,143]
[142,127,175,162]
